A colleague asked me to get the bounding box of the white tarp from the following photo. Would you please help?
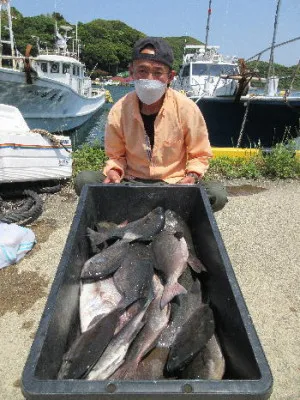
[0,222,36,269]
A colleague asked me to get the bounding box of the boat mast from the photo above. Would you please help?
[204,0,212,51]
[267,0,282,80]
[1,0,16,68]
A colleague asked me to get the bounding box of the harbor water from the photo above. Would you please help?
[71,85,133,150]
[71,87,300,150]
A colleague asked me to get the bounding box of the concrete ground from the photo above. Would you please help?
[0,179,299,399]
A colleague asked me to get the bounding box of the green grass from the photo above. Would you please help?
[72,141,108,178]
[72,141,300,180]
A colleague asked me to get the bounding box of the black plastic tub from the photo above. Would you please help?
[22,184,273,400]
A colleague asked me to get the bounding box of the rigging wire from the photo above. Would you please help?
[246,36,300,63]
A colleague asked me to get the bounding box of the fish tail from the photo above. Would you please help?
[87,227,109,246]
[188,254,207,273]
[160,282,187,309]
[112,360,139,380]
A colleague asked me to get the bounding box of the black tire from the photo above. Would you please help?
[0,190,43,226]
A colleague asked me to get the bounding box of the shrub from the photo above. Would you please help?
[72,141,300,180]
[72,141,107,177]
[261,143,300,179]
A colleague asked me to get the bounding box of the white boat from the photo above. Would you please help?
[0,0,106,133]
[172,44,240,98]
[171,0,300,149]
[0,103,72,183]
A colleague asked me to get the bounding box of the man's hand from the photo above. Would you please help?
[103,169,122,183]
[178,173,200,185]
[178,175,197,185]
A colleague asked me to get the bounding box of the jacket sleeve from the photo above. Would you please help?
[183,101,213,177]
[102,106,127,179]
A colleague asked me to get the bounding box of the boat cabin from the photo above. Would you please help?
[180,62,239,79]
[172,44,240,98]
[33,55,92,97]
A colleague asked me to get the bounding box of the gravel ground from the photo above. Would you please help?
[0,179,299,400]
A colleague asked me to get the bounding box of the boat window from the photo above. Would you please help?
[51,63,59,73]
[181,65,190,77]
[192,64,208,75]
[40,62,48,73]
[208,64,238,77]
[73,65,80,76]
[63,63,71,74]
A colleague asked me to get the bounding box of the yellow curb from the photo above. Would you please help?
[212,147,260,159]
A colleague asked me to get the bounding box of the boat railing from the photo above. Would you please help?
[0,54,25,70]
[38,48,79,60]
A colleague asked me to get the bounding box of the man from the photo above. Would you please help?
[74,37,227,211]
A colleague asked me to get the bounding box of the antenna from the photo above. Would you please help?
[204,0,212,51]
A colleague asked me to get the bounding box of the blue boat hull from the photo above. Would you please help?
[196,96,300,148]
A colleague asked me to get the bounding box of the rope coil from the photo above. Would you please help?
[31,129,72,153]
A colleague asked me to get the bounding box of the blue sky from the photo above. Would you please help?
[11,0,300,66]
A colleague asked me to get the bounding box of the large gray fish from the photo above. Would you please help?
[111,274,171,379]
[180,333,226,380]
[164,209,206,272]
[79,277,122,333]
[127,346,170,380]
[152,230,191,309]
[57,302,130,380]
[158,275,203,348]
[87,207,165,247]
[166,304,215,376]
[86,299,149,380]
[81,240,130,281]
[113,242,155,304]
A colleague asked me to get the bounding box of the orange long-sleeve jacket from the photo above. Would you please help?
[103,88,213,183]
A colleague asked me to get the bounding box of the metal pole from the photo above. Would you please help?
[289,59,300,92]
[75,22,78,59]
[0,3,2,67]
[204,0,212,51]
[5,0,16,69]
[267,0,282,80]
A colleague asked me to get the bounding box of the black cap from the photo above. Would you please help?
[132,37,174,69]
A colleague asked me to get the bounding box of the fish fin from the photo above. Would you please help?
[111,360,139,380]
[118,219,129,227]
[160,282,187,309]
[187,254,207,273]
[86,227,109,247]
[117,296,150,312]
[174,231,184,240]
[190,278,202,295]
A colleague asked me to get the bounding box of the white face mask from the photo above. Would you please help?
[134,79,167,105]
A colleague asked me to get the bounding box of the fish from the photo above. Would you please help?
[86,298,150,381]
[57,304,127,380]
[180,333,226,380]
[152,230,190,309]
[81,239,130,281]
[164,209,206,272]
[90,221,120,253]
[158,275,203,348]
[111,274,171,379]
[129,346,170,380]
[79,277,122,333]
[95,220,119,232]
[165,303,215,376]
[113,242,155,304]
[87,207,165,247]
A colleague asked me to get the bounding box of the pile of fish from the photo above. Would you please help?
[58,207,225,381]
